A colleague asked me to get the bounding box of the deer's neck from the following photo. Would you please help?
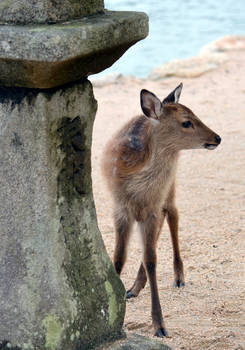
[149,130,179,175]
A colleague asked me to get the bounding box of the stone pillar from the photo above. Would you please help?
[0,2,148,350]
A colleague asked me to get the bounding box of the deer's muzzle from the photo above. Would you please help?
[204,134,221,150]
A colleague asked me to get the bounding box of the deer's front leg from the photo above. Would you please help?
[139,213,168,337]
[167,206,185,287]
[126,262,147,299]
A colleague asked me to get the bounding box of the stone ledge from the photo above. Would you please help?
[0,11,149,88]
[95,333,172,350]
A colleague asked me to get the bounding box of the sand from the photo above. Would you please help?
[91,49,245,350]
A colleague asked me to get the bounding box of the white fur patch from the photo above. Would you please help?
[149,118,160,127]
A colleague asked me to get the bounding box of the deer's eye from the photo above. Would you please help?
[182,121,192,128]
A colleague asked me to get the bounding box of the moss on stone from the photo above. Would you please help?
[42,315,63,350]
[105,281,118,326]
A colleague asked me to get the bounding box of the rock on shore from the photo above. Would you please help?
[149,35,245,80]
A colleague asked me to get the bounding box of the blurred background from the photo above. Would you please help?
[97,0,245,77]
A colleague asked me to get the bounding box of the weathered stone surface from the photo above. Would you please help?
[0,11,149,88]
[95,333,172,350]
[0,79,125,350]
[0,0,104,24]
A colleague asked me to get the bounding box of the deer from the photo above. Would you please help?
[101,83,221,337]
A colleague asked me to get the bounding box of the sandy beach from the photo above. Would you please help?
[91,43,245,350]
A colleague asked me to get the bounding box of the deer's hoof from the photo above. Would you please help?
[173,280,185,288]
[126,290,135,299]
[155,327,168,338]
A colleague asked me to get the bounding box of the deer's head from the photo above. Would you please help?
[140,83,221,151]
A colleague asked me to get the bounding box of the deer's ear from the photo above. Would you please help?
[162,82,183,104]
[140,89,163,120]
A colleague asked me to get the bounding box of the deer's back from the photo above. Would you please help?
[102,115,177,219]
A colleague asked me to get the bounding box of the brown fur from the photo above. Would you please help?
[101,84,221,337]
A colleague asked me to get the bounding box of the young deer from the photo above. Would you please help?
[102,83,221,337]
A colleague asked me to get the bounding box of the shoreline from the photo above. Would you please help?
[91,35,245,86]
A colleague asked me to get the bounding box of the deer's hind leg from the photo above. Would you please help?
[126,209,166,299]
[113,206,133,275]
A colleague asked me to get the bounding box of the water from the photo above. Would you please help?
[96,0,245,78]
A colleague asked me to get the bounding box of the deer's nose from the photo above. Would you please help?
[215,135,221,144]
